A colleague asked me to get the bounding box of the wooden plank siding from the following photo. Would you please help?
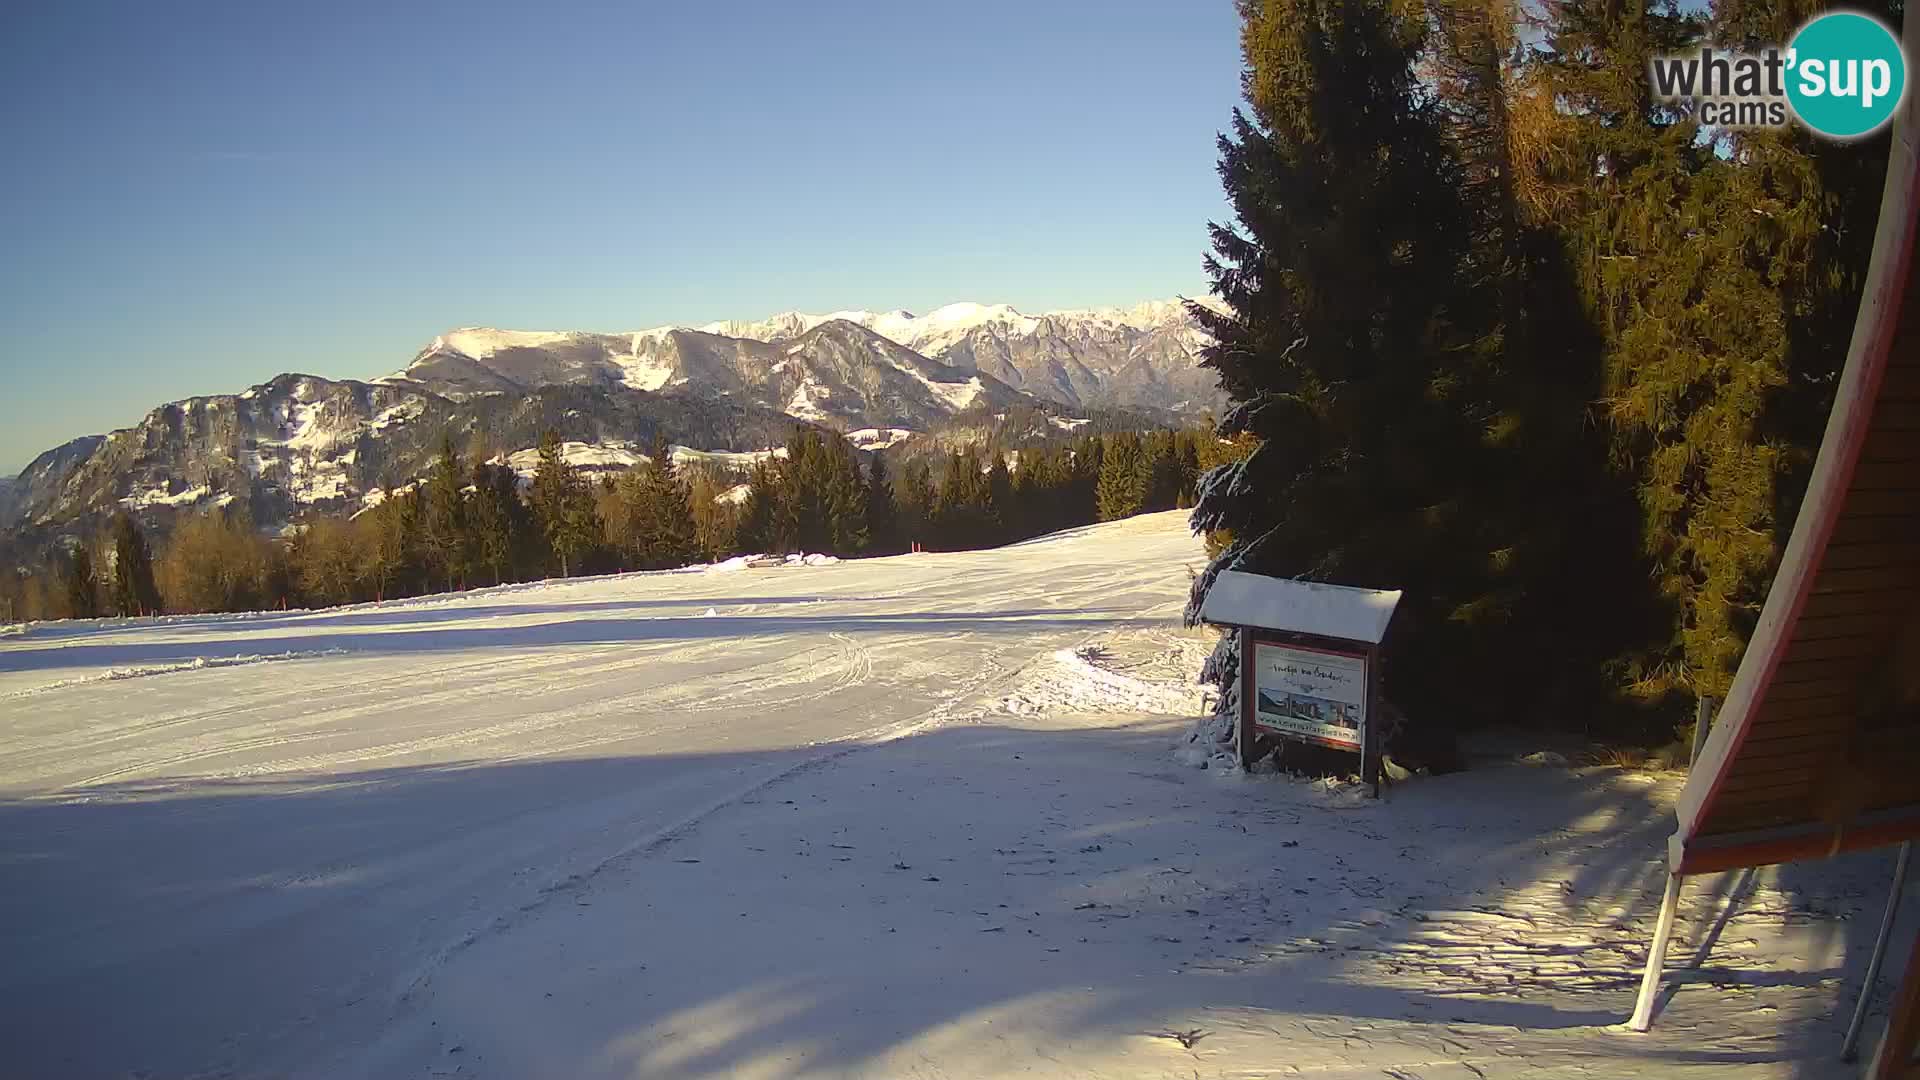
[1670,61,1920,882]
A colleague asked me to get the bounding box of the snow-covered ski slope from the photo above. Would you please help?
[3,509,1913,1078]
[0,512,1204,1077]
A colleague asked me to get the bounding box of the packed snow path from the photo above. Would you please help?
[2,510,1913,1077]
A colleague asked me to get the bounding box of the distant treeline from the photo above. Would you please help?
[5,426,1247,621]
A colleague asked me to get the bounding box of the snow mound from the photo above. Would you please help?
[999,646,1207,718]
[1174,709,1239,771]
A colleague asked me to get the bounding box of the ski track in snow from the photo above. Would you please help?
[0,511,1208,1078]
[1,510,1905,1079]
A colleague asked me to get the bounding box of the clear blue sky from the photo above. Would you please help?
[0,1,1242,473]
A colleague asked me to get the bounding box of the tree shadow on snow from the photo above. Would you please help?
[0,722,1904,1078]
[0,608,1155,678]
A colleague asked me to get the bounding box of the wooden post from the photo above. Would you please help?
[1365,643,1382,797]
[1238,626,1255,770]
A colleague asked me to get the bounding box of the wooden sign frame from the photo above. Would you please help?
[1237,626,1383,792]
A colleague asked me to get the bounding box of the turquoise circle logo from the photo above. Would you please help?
[1786,11,1907,139]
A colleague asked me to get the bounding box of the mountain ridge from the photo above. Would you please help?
[386,296,1225,418]
[3,296,1221,540]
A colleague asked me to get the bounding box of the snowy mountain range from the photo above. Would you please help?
[388,298,1224,419]
[3,298,1221,537]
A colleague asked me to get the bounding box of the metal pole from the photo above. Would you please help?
[1691,695,1714,766]
[1629,870,1684,1031]
[1844,841,1913,1063]
[1628,695,1715,1033]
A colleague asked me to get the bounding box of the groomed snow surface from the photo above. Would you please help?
[0,510,1909,1078]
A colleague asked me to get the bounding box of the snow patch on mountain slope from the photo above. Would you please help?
[670,446,787,468]
[785,376,830,421]
[491,442,789,483]
[921,374,984,411]
[121,484,212,510]
[368,401,423,433]
[610,332,679,392]
[435,329,576,358]
[499,442,645,479]
[846,428,916,450]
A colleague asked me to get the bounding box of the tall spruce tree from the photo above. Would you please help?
[985,451,1014,544]
[738,459,783,554]
[1187,0,1568,730]
[770,429,868,555]
[1418,0,1659,724]
[933,445,997,550]
[107,512,162,616]
[1174,432,1202,509]
[528,430,600,577]
[1096,433,1150,521]
[419,435,472,592]
[64,543,99,619]
[898,458,936,550]
[468,458,526,586]
[1529,0,1839,707]
[633,433,697,569]
[1008,447,1047,538]
[865,454,901,555]
[824,437,869,555]
[360,491,418,601]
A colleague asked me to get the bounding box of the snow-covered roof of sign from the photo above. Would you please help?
[1199,570,1402,645]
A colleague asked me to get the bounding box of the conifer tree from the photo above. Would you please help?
[769,428,868,555]
[468,458,525,586]
[630,433,697,569]
[1143,430,1182,512]
[360,492,417,601]
[825,444,869,555]
[898,458,936,550]
[1008,447,1047,539]
[63,543,99,619]
[782,429,832,553]
[419,435,471,592]
[528,430,599,577]
[1186,0,1545,728]
[933,445,997,550]
[1174,432,1202,509]
[865,454,901,555]
[1070,436,1102,524]
[1096,433,1150,521]
[1529,0,1831,704]
[107,512,162,616]
[738,459,783,554]
[985,451,1014,544]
